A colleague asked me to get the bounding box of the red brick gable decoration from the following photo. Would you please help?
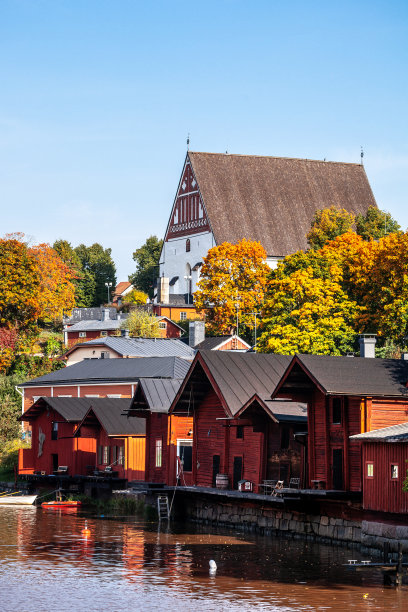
[165,158,211,240]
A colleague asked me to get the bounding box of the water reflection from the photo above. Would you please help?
[0,506,406,611]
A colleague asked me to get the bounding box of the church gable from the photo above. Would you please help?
[165,156,211,241]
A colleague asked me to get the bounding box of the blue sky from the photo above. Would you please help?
[1,0,407,279]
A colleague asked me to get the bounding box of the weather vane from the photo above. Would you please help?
[360,146,364,165]
[187,133,190,151]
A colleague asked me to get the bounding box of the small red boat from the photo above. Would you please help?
[41,500,82,509]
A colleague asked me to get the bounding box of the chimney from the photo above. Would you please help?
[121,329,130,338]
[101,307,110,321]
[189,320,205,347]
[157,277,169,304]
[359,334,377,358]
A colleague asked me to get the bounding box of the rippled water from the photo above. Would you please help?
[0,506,406,611]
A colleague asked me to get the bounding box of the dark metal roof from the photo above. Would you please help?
[265,400,308,423]
[132,378,183,413]
[20,357,191,387]
[277,354,408,397]
[64,336,195,359]
[196,350,292,416]
[20,397,97,422]
[188,152,376,256]
[76,400,145,436]
[350,422,408,442]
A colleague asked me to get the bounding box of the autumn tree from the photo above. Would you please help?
[121,310,161,338]
[123,289,148,305]
[129,235,163,298]
[307,206,355,250]
[194,239,270,336]
[30,243,76,322]
[356,205,401,241]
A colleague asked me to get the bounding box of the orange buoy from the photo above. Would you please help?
[81,520,91,537]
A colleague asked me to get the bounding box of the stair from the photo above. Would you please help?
[157,495,170,521]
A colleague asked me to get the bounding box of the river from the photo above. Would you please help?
[0,506,406,611]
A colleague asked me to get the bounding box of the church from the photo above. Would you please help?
[158,151,377,303]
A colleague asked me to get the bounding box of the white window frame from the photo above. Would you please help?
[180,312,187,321]
[79,332,87,338]
[155,439,162,468]
[176,439,193,475]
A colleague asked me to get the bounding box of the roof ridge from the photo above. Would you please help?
[189,151,363,167]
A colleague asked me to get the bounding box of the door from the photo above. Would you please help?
[332,448,343,490]
[233,456,243,489]
[51,454,59,473]
[212,455,220,487]
[176,440,193,477]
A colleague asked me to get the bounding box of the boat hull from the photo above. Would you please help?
[41,501,82,509]
[0,495,37,505]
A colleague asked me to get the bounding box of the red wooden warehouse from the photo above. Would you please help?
[127,378,194,486]
[272,353,408,491]
[170,351,307,492]
[351,423,408,514]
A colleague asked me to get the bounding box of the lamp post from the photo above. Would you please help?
[234,290,241,336]
[184,275,192,304]
[105,282,113,304]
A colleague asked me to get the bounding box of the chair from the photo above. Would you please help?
[289,477,300,489]
[261,480,277,495]
[272,480,284,496]
[53,466,69,475]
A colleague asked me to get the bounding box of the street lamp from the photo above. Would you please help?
[105,282,113,304]
[184,275,192,304]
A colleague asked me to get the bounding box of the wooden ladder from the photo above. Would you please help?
[157,495,170,521]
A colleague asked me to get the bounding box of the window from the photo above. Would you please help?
[366,462,374,478]
[85,395,99,398]
[391,464,399,480]
[103,446,109,465]
[107,394,121,398]
[101,351,110,359]
[79,332,87,338]
[332,397,342,424]
[177,440,193,473]
[236,425,244,439]
[281,427,290,450]
[155,439,162,468]
[180,312,187,320]
[51,422,58,440]
[118,446,124,466]
[186,239,191,252]
[100,331,108,337]
[159,321,167,329]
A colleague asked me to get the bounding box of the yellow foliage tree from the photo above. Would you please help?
[307,206,355,250]
[194,239,270,335]
[121,309,161,338]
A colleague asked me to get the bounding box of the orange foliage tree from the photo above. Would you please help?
[30,243,76,322]
[194,239,270,336]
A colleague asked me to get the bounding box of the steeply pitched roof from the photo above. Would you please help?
[75,400,145,436]
[350,422,408,442]
[273,354,408,398]
[20,356,191,387]
[131,378,183,413]
[188,152,376,256]
[63,336,195,360]
[114,281,132,296]
[194,335,251,351]
[20,397,97,422]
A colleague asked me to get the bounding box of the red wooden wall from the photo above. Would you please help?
[362,442,408,513]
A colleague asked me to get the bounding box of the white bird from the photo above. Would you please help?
[209,560,217,574]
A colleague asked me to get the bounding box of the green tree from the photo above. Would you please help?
[0,374,25,444]
[356,205,401,241]
[75,243,117,306]
[53,239,90,307]
[307,206,355,250]
[129,236,163,298]
[122,310,161,337]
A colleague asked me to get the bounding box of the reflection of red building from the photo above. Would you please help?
[351,423,408,514]
[18,397,96,475]
[170,351,307,491]
[74,403,145,481]
[128,378,194,485]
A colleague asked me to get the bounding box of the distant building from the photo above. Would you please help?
[158,151,377,302]
[113,282,135,305]
[63,307,128,346]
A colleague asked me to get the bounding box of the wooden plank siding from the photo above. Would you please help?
[194,389,226,487]
[362,442,408,513]
[370,399,408,431]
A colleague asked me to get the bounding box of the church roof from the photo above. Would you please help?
[188,152,376,256]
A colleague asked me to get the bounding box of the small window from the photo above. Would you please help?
[118,446,124,466]
[155,439,162,468]
[186,239,191,252]
[366,462,374,478]
[101,351,110,359]
[85,394,99,398]
[159,321,167,329]
[332,397,342,424]
[51,422,58,440]
[79,332,87,338]
[107,394,121,398]
[391,464,399,480]
[100,331,108,337]
[281,427,290,450]
[180,312,187,321]
[103,446,109,465]
[236,425,244,439]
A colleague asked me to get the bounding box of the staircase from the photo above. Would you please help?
[157,495,170,521]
